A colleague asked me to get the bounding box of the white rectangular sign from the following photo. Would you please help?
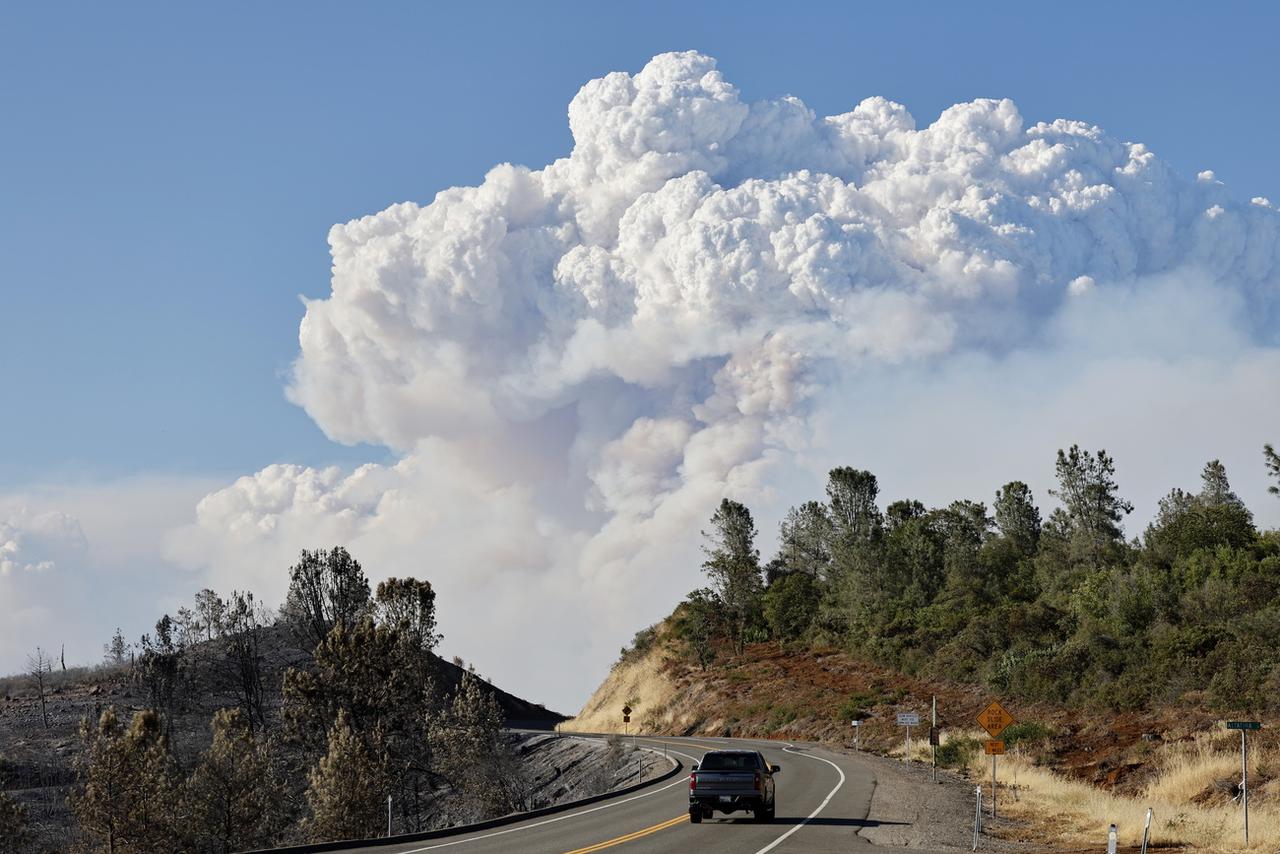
[897,712,920,726]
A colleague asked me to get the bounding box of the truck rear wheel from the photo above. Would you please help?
[689,809,702,824]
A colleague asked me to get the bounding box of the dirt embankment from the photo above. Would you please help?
[570,623,1234,795]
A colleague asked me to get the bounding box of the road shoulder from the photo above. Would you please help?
[829,747,1030,852]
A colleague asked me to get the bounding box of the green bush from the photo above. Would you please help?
[936,736,981,769]
[1001,720,1052,747]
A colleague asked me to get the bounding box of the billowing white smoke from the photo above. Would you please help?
[169,52,1280,708]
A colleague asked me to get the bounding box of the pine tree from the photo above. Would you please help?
[700,499,763,654]
[435,673,521,822]
[282,546,371,650]
[303,710,386,843]
[374,577,442,650]
[1266,443,1280,496]
[104,628,128,665]
[181,708,283,853]
[993,481,1041,556]
[71,707,177,854]
[1049,445,1133,567]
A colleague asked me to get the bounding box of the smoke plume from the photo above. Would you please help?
[167,52,1280,708]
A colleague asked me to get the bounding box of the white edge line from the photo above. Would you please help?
[399,744,702,853]
[750,744,847,854]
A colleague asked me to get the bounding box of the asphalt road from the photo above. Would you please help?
[337,735,947,854]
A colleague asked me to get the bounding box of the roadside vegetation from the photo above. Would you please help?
[668,444,1280,715]
[0,548,567,852]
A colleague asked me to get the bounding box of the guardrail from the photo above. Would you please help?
[243,739,682,854]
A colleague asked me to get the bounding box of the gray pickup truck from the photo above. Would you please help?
[688,749,778,823]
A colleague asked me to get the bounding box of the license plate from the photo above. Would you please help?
[719,795,732,803]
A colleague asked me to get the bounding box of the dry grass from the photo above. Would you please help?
[967,730,1277,852]
[566,631,678,733]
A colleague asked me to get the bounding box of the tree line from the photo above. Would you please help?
[673,444,1280,713]
[1,548,527,853]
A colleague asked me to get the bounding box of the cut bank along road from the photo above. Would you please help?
[336,735,949,854]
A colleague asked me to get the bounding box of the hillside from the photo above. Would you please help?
[0,619,564,851]
[571,615,1280,850]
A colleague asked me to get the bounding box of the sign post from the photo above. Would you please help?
[897,712,920,763]
[977,701,1015,819]
[851,719,861,750]
[622,704,632,740]
[1227,721,1261,845]
[931,696,938,783]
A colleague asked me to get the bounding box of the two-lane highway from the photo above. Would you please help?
[338,735,946,854]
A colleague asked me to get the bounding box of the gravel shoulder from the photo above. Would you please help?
[828,746,1031,852]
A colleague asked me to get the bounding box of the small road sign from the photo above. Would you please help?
[623,714,630,723]
[622,705,632,716]
[897,712,920,726]
[977,701,1015,738]
[984,740,1005,755]
[929,727,940,746]
[1227,721,1261,730]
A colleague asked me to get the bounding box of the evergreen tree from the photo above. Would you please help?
[282,617,439,832]
[303,710,386,843]
[775,502,832,580]
[826,467,883,549]
[435,673,522,822]
[282,546,372,650]
[104,628,129,666]
[993,481,1041,556]
[182,708,284,853]
[674,588,722,670]
[71,708,178,854]
[219,591,268,732]
[1049,445,1133,567]
[1266,443,1280,496]
[762,572,819,642]
[374,577,442,651]
[135,615,185,734]
[700,499,763,654]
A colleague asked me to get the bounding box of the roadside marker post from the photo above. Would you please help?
[1227,721,1260,845]
[897,712,920,763]
[973,785,982,850]
[931,696,938,783]
[387,795,392,837]
[1107,823,1117,854]
[1140,807,1153,854]
[851,719,861,750]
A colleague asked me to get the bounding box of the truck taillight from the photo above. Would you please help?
[754,771,762,790]
[689,772,697,792]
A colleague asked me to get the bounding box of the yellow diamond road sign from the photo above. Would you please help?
[977,701,1015,738]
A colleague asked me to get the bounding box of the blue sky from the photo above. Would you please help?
[3,4,1279,702]
[3,1,1278,488]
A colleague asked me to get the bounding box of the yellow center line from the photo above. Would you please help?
[561,813,689,853]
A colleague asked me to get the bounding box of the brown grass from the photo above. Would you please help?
[968,731,1277,852]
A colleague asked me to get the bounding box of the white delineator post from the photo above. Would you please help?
[973,785,982,850]
[1107,823,1117,854]
[387,795,392,837]
[1140,807,1153,854]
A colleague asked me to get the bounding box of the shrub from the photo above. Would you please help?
[936,736,981,769]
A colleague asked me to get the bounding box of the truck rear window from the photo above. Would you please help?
[698,753,758,771]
